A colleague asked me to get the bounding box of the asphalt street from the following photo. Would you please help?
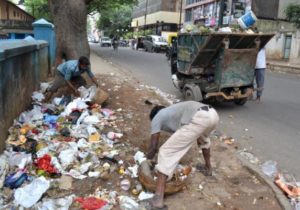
[91,44,300,179]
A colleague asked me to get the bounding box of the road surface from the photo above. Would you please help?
[91,44,300,179]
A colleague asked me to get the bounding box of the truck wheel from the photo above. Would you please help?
[184,84,202,101]
[234,98,248,105]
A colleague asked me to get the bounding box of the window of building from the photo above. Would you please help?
[185,9,192,22]
[13,11,16,17]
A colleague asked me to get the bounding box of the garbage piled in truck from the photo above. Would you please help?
[180,10,258,34]
[0,83,191,209]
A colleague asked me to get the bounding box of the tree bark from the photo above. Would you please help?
[49,0,90,65]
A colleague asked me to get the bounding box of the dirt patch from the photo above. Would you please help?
[64,74,281,210]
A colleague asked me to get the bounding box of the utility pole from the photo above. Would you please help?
[218,0,225,28]
[179,0,183,31]
[144,0,148,36]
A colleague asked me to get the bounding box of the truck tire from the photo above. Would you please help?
[184,84,203,102]
[234,98,248,105]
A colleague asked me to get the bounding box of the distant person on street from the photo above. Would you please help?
[112,36,119,51]
[255,46,266,101]
[45,56,99,100]
[146,101,219,210]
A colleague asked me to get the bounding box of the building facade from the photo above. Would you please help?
[131,0,183,34]
[184,0,252,26]
[183,0,300,62]
[0,0,35,39]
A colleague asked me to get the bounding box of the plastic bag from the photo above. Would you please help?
[134,151,146,165]
[40,82,50,93]
[261,160,278,177]
[79,162,92,174]
[78,85,97,102]
[66,169,87,180]
[59,149,77,168]
[119,196,140,210]
[74,197,107,210]
[36,194,75,210]
[4,170,28,189]
[8,152,32,169]
[19,106,43,123]
[62,98,88,116]
[14,176,50,208]
[35,154,58,174]
[138,191,154,201]
[44,115,59,124]
[83,115,100,125]
[32,91,45,102]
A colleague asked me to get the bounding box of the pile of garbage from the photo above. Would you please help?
[181,10,258,34]
[0,84,190,210]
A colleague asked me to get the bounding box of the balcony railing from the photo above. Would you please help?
[0,19,33,30]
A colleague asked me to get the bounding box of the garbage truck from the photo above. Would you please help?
[171,32,274,105]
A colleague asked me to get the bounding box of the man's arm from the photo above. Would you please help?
[91,76,99,87]
[86,68,99,87]
[65,80,80,96]
[147,133,160,159]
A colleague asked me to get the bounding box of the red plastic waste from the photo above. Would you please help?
[35,154,57,174]
[74,197,107,210]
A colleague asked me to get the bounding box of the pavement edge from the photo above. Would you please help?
[237,155,292,210]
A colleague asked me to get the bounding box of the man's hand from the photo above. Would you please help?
[147,133,160,160]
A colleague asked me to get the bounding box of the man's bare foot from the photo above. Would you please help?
[151,195,164,208]
[196,164,212,176]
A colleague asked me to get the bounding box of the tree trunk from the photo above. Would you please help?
[49,0,90,65]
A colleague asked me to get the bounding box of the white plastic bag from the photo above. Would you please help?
[119,196,140,210]
[79,162,92,174]
[78,85,98,102]
[66,169,87,180]
[8,152,32,169]
[138,191,154,201]
[83,115,100,125]
[36,194,75,210]
[32,91,45,102]
[76,111,89,126]
[59,149,77,168]
[134,151,146,165]
[62,98,88,116]
[261,160,278,177]
[40,83,50,93]
[14,176,50,208]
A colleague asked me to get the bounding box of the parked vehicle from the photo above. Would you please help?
[100,37,112,47]
[161,31,178,46]
[119,40,129,47]
[172,32,274,105]
[143,35,168,53]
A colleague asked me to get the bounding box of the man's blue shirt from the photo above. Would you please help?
[57,60,94,81]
